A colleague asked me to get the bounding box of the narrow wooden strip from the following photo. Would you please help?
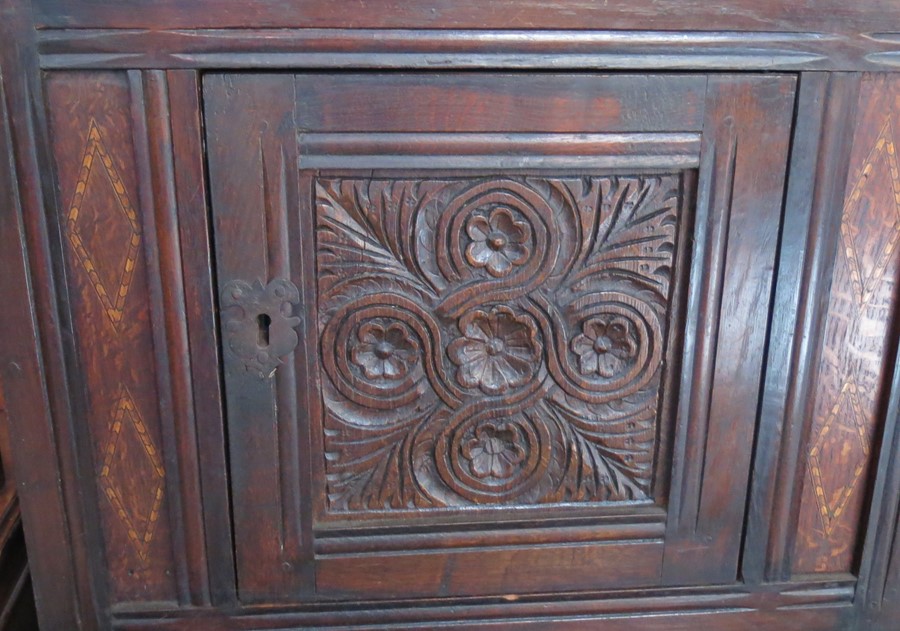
[166,68,236,606]
[665,77,725,539]
[29,0,900,34]
[744,73,860,582]
[302,155,701,170]
[261,128,305,579]
[128,69,191,605]
[32,26,898,73]
[865,52,900,67]
[37,28,838,54]
[111,606,854,631]
[299,132,701,155]
[142,69,212,606]
[316,521,666,555]
[107,577,857,629]
[298,132,702,170]
[675,111,737,536]
[0,59,87,631]
[856,336,900,621]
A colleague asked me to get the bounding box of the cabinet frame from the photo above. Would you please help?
[3,1,900,629]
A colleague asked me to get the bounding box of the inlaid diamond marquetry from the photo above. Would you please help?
[806,116,900,538]
[98,385,165,561]
[65,119,142,330]
[808,380,871,535]
[840,118,900,306]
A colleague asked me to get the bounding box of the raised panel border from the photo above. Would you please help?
[107,578,857,630]
[31,28,900,74]
[298,133,701,170]
[308,170,691,523]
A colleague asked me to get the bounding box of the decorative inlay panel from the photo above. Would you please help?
[46,71,177,602]
[65,119,141,330]
[807,379,871,536]
[794,75,900,573]
[99,385,165,561]
[316,174,683,513]
[840,120,900,306]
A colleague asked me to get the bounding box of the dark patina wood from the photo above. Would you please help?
[3,1,900,630]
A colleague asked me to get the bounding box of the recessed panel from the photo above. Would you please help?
[314,173,686,518]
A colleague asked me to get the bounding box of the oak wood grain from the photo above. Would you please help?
[6,0,900,628]
[793,73,900,574]
[45,70,178,602]
[30,0,900,34]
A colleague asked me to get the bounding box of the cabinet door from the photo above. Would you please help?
[204,73,795,602]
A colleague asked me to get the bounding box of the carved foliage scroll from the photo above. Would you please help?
[794,76,900,573]
[316,174,683,513]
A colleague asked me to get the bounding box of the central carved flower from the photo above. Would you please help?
[570,315,638,378]
[350,320,419,380]
[461,421,527,479]
[448,306,541,394]
[465,206,532,277]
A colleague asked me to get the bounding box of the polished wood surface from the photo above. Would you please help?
[44,71,179,602]
[2,1,900,630]
[27,0,900,34]
[0,383,37,631]
[793,74,900,574]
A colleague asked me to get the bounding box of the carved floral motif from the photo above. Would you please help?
[462,421,528,479]
[448,306,541,394]
[350,320,419,380]
[571,316,638,378]
[465,206,532,277]
[316,175,681,512]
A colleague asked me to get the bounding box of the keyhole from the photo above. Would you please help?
[257,313,272,347]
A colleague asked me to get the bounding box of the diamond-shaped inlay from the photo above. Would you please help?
[65,119,141,330]
[98,385,165,561]
[840,118,900,306]
[808,380,871,535]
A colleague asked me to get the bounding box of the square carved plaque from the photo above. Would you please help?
[315,174,683,513]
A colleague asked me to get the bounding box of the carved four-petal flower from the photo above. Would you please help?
[350,320,419,380]
[465,206,532,277]
[448,306,541,394]
[570,316,638,378]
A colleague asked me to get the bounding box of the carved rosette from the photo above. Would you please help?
[465,207,532,277]
[350,319,420,380]
[448,306,542,395]
[316,175,681,512]
[572,316,638,378]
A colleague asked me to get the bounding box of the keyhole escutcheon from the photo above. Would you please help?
[257,313,272,347]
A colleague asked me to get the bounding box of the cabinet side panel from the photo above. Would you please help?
[44,71,178,602]
[794,74,900,574]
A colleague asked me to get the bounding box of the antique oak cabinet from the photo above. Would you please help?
[3,1,900,629]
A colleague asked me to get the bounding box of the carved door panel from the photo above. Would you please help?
[204,73,796,601]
